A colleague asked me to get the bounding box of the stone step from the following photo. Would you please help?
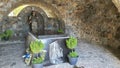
[44,63,73,68]
[24,63,74,68]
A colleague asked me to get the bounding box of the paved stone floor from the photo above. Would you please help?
[105,46,120,60]
[0,43,30,68]
[0,41,120,68]
[75,41,120,68]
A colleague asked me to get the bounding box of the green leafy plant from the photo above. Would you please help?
[66,36,78,58]
[0,30,13,40]
[4,30,13,38]
[30,40,44,54]
[66,36,77,50]
[57,29,64,33]
[0,33,5,39]
[69,51,78,58]
[30,40,46,65]
[32,56,44,64]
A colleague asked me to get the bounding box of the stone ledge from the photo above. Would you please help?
[44,63,73,68]
[0,40,25,45]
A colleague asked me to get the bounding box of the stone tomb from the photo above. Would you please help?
[27,32,70,66]
[23,6,69,66]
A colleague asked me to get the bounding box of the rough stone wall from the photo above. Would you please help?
[44,0,120,48]
[0,0,120,48]
[0,0,65,40]
[0,0,22,32]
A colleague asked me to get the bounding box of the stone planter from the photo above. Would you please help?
[68,56,78,65]
[32,63,43,68]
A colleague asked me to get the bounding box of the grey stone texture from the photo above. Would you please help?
[0,0,120,48]
[76,41,120,68]
[44,0,120,48]
[0,41,120,68]
[112,0,120,12]
[0,43,30,68]
[0,0,120,68]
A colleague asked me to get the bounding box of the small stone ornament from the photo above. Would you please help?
[49,41,63,64]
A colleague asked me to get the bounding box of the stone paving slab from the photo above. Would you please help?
[44,63,73,68]
[0,41,120,68]
[76,41,120,68]
[0,40,24,45]
[0,43,29,68]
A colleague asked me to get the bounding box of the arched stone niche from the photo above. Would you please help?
[17,6,48,36]
[0,1,65,40]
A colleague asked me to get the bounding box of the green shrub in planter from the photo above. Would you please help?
[66,36,77,50]
[32,56,44,64]
[30,40,44,54]
[32,56,44,68]
[69,51,78,58]
[30,40,45,68]
[66,36,78,65]
[68,52,78,65]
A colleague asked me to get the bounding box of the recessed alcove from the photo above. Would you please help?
[1,5,65,41]
[0,2,67,66]
[7,3,67,66]
[1,0,120,68]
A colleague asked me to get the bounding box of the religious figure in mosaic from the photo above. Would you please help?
[28,11,44,35]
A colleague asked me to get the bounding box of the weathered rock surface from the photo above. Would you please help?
[112,0,120,12]
[45,0,120,48]
[0,0,120,48]
[0,43,29,68]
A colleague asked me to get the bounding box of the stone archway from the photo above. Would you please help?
[0,0,65,41]
[17,6,65,36]
[7,1,60,18]
[18,6,48,35]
